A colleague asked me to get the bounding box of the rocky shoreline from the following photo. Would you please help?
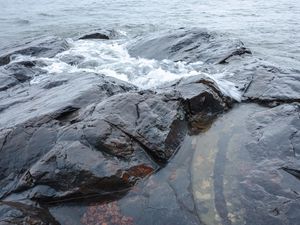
[0,28,299,224]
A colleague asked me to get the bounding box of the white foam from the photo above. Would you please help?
[10,39,241,101]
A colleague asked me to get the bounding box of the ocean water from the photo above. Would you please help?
[0,0,299,100]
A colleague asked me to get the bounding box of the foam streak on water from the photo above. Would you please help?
[13,39,242,101]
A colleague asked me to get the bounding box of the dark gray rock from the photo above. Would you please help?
[129,28,250,64]
[129,28,300,104]
[4,27,298,224]
[239,103,300,225]
[0,201,59,225]
[78,29,117,40]
[0,71,18,92]
[0,61,47,92]
[158,75,233,133]
[217,58,300,104]
[0,36,69,66]
[187,103,300,225]
[114,136,202,225]
[0,64,231,224]
[82,91,187,163]
[4,60,46,82]
[6,91,186,202]
[79,33,110,40]
[0,72,139,199]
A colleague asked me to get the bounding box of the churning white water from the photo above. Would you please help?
[12,39,242,101]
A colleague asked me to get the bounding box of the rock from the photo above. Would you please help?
[82,91,187,163]
[15,141,155,202]
[241,104,300,224]
[114,136,202,225]
[0,61,47,92]
[129,28,249,64]
[78,29,117,40]
[3,28,284,224]
[0,200,59,225]
[218,58,300,104]
[0,72,138,199]
[242,63,300,103]
[129,28,300,104]
[0,72,136,128]
[4,60,46,82]
[0,36,69,66]
[8,91,188,202]
[0,62,231,224]
[158,75,233,133]
[79,33,110,40]
[246,103,300,162]
[190,103,300,225]
[0,71,18,92]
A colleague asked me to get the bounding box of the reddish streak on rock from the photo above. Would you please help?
[121,164,154,183]
[81,201,134,225]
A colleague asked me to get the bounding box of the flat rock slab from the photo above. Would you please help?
[192,103,300,225]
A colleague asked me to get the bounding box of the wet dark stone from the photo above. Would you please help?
[0,61,47,92]
[0,36,69,66]
[114,136,202,225]
[246,103,300,161]
[129,28,300,104]
[0,201,60,225]
[0,54,231,223]
[129,28,247,64]
[3,28,298,224]
[0,71,18,92]
[158,75,233,133]
[79,33,110,40]
[4,61,45,82]
[224,60,300,103]
[78,29,117,40]
[240,103,300,224]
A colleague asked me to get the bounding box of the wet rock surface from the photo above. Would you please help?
[192,104,300,225]
[0,36,69,66]
[79,33,110,40]
[78,29,117,40]
[0,28,299,225]
[129,28,300,104]
[0,32,233,224]
[128,28,250,64]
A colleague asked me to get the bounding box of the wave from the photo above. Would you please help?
[11,38,242,101]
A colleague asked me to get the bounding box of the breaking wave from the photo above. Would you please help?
[12,39,242,101]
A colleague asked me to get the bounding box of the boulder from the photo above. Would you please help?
[78,29,117,40]
[158,75,234,133]
[79,33,110,40]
